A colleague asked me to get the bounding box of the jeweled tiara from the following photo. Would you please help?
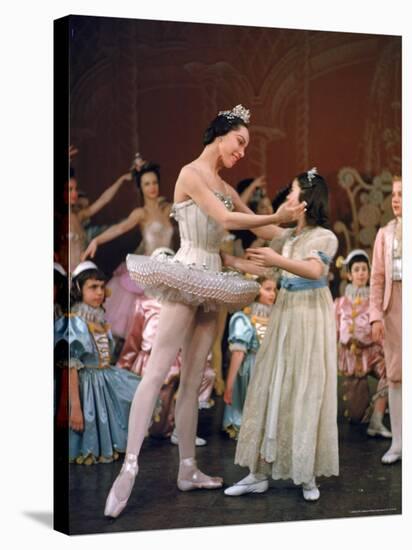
[218,104,251,124]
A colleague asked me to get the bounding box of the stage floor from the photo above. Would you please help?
[66,394,401,535]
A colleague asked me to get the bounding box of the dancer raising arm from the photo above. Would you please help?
[82,160,175,340]
[103,105,305,518]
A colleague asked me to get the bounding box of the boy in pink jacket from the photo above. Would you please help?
[369,176,402,464]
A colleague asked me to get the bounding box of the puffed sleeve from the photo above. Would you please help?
[302,229,338,266]
[61,315,94,370]
[54,315,68,347]
[228,312,254,352]
[54,315,69,368]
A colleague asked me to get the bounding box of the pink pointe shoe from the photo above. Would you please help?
[104,453,138,518]
[177,457,223,491]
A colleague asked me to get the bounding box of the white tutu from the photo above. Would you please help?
[126,253,260,311]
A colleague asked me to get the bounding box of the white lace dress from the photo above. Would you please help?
[234,226,339,484]
[126,192,259,311]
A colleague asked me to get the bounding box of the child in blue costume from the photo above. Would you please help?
[55,261,141,465]
[223,276,277,439]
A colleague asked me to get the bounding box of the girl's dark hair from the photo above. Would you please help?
[70,267,107,305]
[271,184,292,212]
[133,162,161,192]
[203,115,248,146]
[296,172,330,228]
[348,254,370,273]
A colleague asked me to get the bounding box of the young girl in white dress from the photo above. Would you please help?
[225,168,339,501]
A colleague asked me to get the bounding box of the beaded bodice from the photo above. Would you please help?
[171,192,234,271]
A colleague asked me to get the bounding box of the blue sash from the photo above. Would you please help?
[280,276,328,292]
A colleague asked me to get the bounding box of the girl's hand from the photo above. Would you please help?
[274,200,306,224]
[81,239,98,261]
[223,384,233,405]
[221,252,267,276]
[236,257,269,276]
[371,320,384,342]
[246,247,279,268]
[69,407,84,432]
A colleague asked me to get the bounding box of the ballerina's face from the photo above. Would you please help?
[140,171,160,201]
[258,279,277,306]
[391,178,402,217]
[82,278,106,308]
[219,125,249,168]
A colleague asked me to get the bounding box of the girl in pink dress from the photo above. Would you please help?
[335,249,390,437]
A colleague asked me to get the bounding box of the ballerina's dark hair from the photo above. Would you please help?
[70,267,108,305]
[133,162,161,192]
[203,115,248,146]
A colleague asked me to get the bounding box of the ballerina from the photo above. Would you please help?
[104,104,305,518]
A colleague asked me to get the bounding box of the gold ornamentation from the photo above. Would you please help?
[334,168,394,295]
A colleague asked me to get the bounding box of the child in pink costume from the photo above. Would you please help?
[335,249,390,437]
[369,177,402,464]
